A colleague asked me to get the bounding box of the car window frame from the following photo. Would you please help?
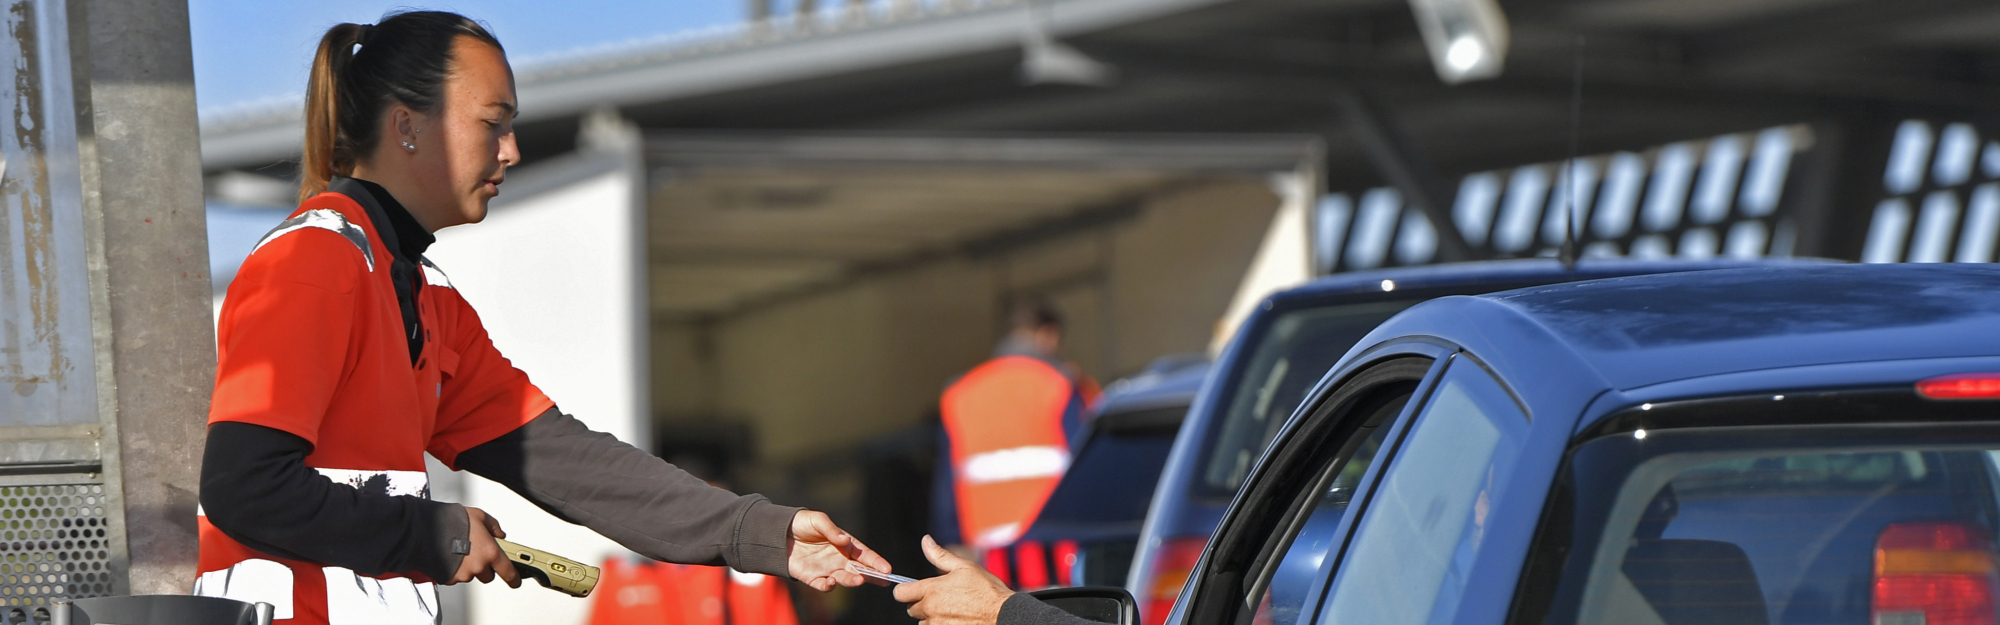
[1307,353,1533,625]
[1190,283,1554,501]
[1235,359,1431,625]
[1174,341,1453,625]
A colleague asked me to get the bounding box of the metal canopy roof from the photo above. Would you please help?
[198,0,1232,172]
[201,0,2000,186]
[641,0,2000,186]
[645,133,1320,320]
[198,0,2000,287]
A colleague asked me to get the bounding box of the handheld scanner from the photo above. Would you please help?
[495,538,600,598]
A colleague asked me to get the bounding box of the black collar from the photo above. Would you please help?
[328,176,435,262]
[327,175,431,366]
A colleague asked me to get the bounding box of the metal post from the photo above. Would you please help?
[1786,114,1899,261]
[49,598,71,625]
[1331,85,1474,262]
[0,0,174,607]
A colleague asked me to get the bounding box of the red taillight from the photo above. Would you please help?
[1874,522,1998,625]
[1142,537,1207,625]
[1016,540,1051,589]
[1054,540,1080,587]
[984,547,1013,588]
[1918,374,2000,400]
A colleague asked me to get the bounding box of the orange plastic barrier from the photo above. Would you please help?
[586,558,798,625]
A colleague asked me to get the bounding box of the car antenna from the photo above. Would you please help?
[1559,35,1584,272]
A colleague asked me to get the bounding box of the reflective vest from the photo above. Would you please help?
[585,559,797,625]
[941,356,1085,550]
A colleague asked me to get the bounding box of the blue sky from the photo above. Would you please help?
[195,2,755,282]
[189,1,745,117]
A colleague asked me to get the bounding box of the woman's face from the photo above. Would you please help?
[400,37,518,230]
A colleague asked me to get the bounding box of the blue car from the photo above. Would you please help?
[1164,264,2000,625]
[1127,259,1809,623]
[991,357,1209,591]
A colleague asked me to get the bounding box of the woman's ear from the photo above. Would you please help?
[390,106,421,152]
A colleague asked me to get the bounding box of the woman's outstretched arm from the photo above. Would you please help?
[452,407,890,588]
[453,407,797,573]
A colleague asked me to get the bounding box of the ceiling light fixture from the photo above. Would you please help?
[1409,0,1510,84]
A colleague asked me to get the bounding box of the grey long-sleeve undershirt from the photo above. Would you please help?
[454,407,799,575]
[998,593,1099,625]
[199,407,799,580]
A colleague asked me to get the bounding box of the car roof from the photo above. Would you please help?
[1096,357,1210,415]
[1264,257,1829,307]
[1358,264,2000,426]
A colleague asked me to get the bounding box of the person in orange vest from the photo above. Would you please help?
[935,302,1101,554]
[195,12,890,625]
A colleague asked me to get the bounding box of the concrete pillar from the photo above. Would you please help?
[70,0,212,595]
[0,0,206,602]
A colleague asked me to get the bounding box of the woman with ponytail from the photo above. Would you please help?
[197,12,890,625]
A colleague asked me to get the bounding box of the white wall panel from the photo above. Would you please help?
[426,167,646,625]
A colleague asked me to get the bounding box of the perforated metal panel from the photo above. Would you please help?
[0,484,118,614]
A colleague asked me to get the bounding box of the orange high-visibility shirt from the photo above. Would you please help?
[196,188,553,624]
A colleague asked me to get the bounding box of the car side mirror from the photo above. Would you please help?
[1028,586,1140,625]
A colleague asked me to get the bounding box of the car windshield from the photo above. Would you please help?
[1198,300,1416,496]
[1523,422,2000,625]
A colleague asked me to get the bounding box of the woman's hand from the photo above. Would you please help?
[788,509,893,591]
[893,535,1013,625]
[449,507,520,587]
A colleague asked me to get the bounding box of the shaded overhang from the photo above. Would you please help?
[644,132,1321,321]
[198,0,1234,174]
[201,0,2000,251]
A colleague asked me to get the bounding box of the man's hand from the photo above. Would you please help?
[449,507,520,588]
[788,509,893,591]
[893,535,1013,625]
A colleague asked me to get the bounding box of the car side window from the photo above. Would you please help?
[1317,357,1529,625]
[1183,356,1431,625]
[1249,391,1409,625]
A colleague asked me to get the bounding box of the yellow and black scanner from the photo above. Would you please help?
[496,538,601,598]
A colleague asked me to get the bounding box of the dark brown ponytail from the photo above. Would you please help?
[301,23,365,203]
[298,11,504,203]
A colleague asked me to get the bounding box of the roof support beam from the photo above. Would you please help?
[1331,85,1474,262]
[1688,0,1998,67]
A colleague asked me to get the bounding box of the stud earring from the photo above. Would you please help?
[402,141,416,151]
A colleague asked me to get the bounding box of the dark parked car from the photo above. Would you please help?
[1164,264,2000,625]
[990,357,1209,591]
[1127,259,1811,623]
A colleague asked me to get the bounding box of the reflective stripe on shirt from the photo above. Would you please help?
[253,209,376,272]
[960,445,1070,485]
[419,257,454,289]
